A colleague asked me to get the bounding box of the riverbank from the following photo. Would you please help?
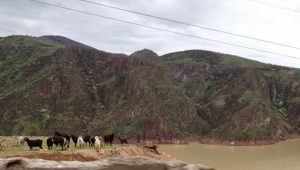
[125,133,300,146]
[138,134,300,146]
[130,136,296,146]
[198,134,300,146]
[198,137,277,146]
[0,146,172,161]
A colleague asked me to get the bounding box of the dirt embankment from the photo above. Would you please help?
[0,146,172,162]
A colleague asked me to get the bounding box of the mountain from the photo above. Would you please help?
[41,35,93,49]
[0,35,299,143]
[161,50,300,141]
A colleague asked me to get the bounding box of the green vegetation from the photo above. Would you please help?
[221,54,264,67]
[161,50,264,68]
[239,90,260,103]
[234,125,268,140]
[0,35,63,100]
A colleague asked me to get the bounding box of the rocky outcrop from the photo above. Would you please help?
[0,156,214,170]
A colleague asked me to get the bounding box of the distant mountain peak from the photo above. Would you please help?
[40,35,92,49]
[130,49,158,58]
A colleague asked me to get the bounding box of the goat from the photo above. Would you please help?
[54,132,70,148]
[46,137,53,150]
[14,136,25,146]
[90,136,96,146]
[23,137,43,150]
[83,136,91,146]
[71,135,78,147]
[119,137,128,145]
[77,136,84,148]
[94,136,102,151]
[53,135,68,150]
[103,133,114,146]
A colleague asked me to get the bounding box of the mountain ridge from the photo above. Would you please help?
[0,35,299,143]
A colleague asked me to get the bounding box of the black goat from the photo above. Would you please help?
[24,137,43,150]
[54,132,70,148]
[46,137,53,150]
[90,136,95,146]
[83,136,91,146]
[54,132,63,136]
[103,133,114,146]
[71,135,78,147]
[53,136,68,150]
[119,137,128,145]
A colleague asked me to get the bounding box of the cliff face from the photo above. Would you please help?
[0,35,299,141]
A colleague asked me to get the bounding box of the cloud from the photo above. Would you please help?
[0,0,300,68]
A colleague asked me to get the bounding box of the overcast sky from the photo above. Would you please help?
[1,0,300,68]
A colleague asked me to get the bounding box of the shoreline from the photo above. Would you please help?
[144,134,300,146]
[197,134,300,146]
[0,146,173,161]
[198,138,277,146]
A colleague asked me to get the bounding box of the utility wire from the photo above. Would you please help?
[26,0,300,60]
[249,0,300,14]
[79,0,300,51]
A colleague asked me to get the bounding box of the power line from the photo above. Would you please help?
[249,0,300,14]
[79,0,300,51]
[26,0,300,60]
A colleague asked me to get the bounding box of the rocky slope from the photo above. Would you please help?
[0,35,299,142]
[161,50,300,141]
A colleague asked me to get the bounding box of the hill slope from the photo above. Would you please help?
[161,50,300,140]
[41,35,93,49]
[0,35,300,142]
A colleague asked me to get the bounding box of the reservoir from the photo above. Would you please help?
[159,138,300,170]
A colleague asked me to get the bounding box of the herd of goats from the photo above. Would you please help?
[0,132,129,151]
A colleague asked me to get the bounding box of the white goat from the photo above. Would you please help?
[94,136,102,151]
[14,136,25,146]
[77,136,84,148]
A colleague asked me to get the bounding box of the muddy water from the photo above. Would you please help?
[160,139,300,170]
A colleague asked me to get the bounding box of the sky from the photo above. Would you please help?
[1,0,300,68]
